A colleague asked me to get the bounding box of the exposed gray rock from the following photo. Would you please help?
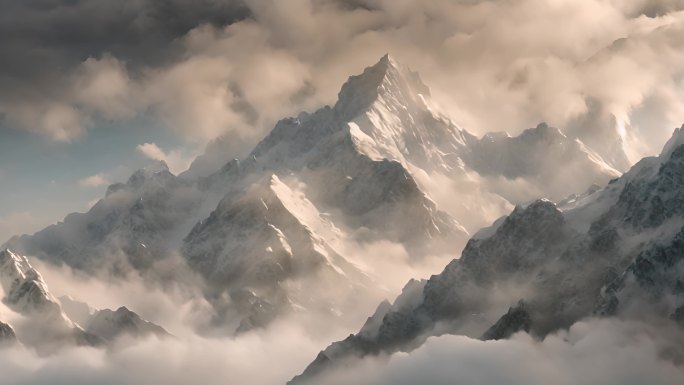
[481,301,532,341]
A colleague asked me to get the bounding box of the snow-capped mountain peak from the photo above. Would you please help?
[0,248,65,318]
[334,54,431,120]
[0,249,94,353]
[0,248,32,294]
[333,55,475,175]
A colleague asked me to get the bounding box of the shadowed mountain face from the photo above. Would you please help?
[3,55,624,333]
[289,128,684,385]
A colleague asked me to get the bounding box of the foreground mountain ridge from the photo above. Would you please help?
[290,126,684,384]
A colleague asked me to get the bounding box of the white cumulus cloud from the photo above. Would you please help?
[78,174,110,188]
[136,142,194,174]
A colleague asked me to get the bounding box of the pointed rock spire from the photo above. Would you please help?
[333,54,431,120]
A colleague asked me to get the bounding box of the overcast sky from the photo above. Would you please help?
[3,0,684,242]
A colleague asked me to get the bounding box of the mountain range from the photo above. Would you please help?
[2,55,632,341]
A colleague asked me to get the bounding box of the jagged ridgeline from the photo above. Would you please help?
[289,127,684,384]
[4,55,625,333]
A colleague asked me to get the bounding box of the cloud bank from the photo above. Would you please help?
[136,143,194,174]
[316,318,684,385]
[1,0,684,161]
[78,174,110,188]
[1,311,682,385]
